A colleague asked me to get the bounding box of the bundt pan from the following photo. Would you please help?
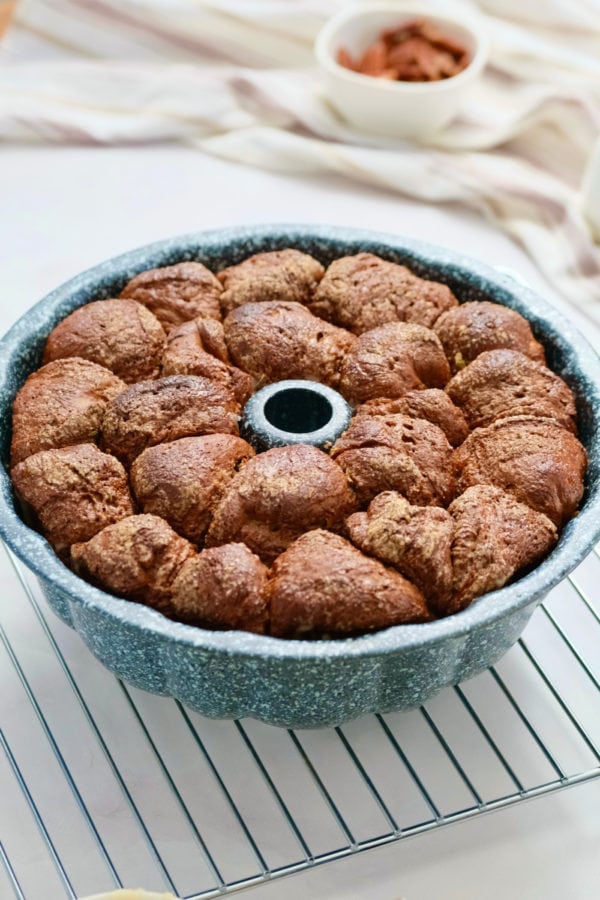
[1,225,599,728]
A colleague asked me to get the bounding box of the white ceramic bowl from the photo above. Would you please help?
[315,2,488,138]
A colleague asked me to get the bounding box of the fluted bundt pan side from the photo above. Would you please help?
[1,225,599,728]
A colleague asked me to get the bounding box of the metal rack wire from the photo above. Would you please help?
[1,541,599,899]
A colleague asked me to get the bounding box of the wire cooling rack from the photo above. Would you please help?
[1,541,599,900]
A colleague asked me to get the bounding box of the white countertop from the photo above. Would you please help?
[1,144,599,900]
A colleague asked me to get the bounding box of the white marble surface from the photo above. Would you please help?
[0,145,599,900]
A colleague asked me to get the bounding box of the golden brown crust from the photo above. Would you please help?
[346,485,558,615]
[346,492,454,613]
[448,485,557,612]
[310,253,457,334]
[11,443,133,556]
[268,529,431,638]
[223,300,355,389]
[331,413,455,506]
[161,318,254,405]
[10,358,126,467]
[206,445,357,564]
[340,322,450,403]
[356,390,468,446]
[433,300,546,373]
[453,415,587,527]
[446,349,577,432]
[218,249,324,314]
[130,434,255,544]
[171,543,269,633]
[101,375,240,466]
[120,261,222,332]
[71,514,195,615]
[43,299,166,383]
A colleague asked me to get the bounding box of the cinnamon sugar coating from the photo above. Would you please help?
[269,530,431,639]
[331,413,455,506]
[162,318,254,404]
[131,434,254,544]
[120,261,222,332]
[218,249,324,314]
[11,443,133,556]
[10,358,126,466]
[44,299,166,383]
[356,390,468,447]
[448,485,557,612]
[340,322,450,404]
[101,375,240,465]
[434,300,546,373]
[346,492,454,613]
[347,485,558,616]
[310,253,457,334]
[224,300,355,389]
[453,416,587,527]
[206,444,357,564]
[171,543,269,633]
[446,349,577,432]
[71,514,195,615]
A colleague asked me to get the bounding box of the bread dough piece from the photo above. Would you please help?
[120,261,222,332]
[223,300,355,389]
[171,543,269,633]
[446,349,577,432]
[340,322,450,404]
[218,248,324,313]
[434,300,545,373]
[44,299,165,383]
[331,413,454,506]
[453,415,587,527]
[11,443,133,556]
[71,514,195,615]
[10,357,125,466]
[310,252,457,334]
[206,444,357,564]
[101,375,239,465]
[269,529,431,638]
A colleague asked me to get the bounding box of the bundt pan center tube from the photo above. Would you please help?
[241,380,353,451]
[1,224,599,728]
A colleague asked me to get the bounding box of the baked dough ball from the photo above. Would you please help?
[71,514,195,615]
[453,415,587,527]
[218,249,324,314]
[43,299,166,383]
[101,375,239,466]
[310,253,457,334]
[356,390,468,447]
[10,358,126,466]
[171,543,269,633]
[448,485,557,612]
[347,486,557,616]
[130,434,255,544]
[11,443,133,556]
[120,261,222,332]
[269,529,431,639]
[224,300,355,389]
[340,322,450,404]
[161,318,253,405]
[206,444,357,564]
[446,349,577,432]
[331,413,455,506]
[346,492,454,613]
[434,300,546,373]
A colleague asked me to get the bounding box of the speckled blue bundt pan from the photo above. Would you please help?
[1,225,599,728]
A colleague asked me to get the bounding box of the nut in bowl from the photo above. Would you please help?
[315,2,488,138]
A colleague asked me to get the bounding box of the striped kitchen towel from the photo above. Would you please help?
[1,0,599,324]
